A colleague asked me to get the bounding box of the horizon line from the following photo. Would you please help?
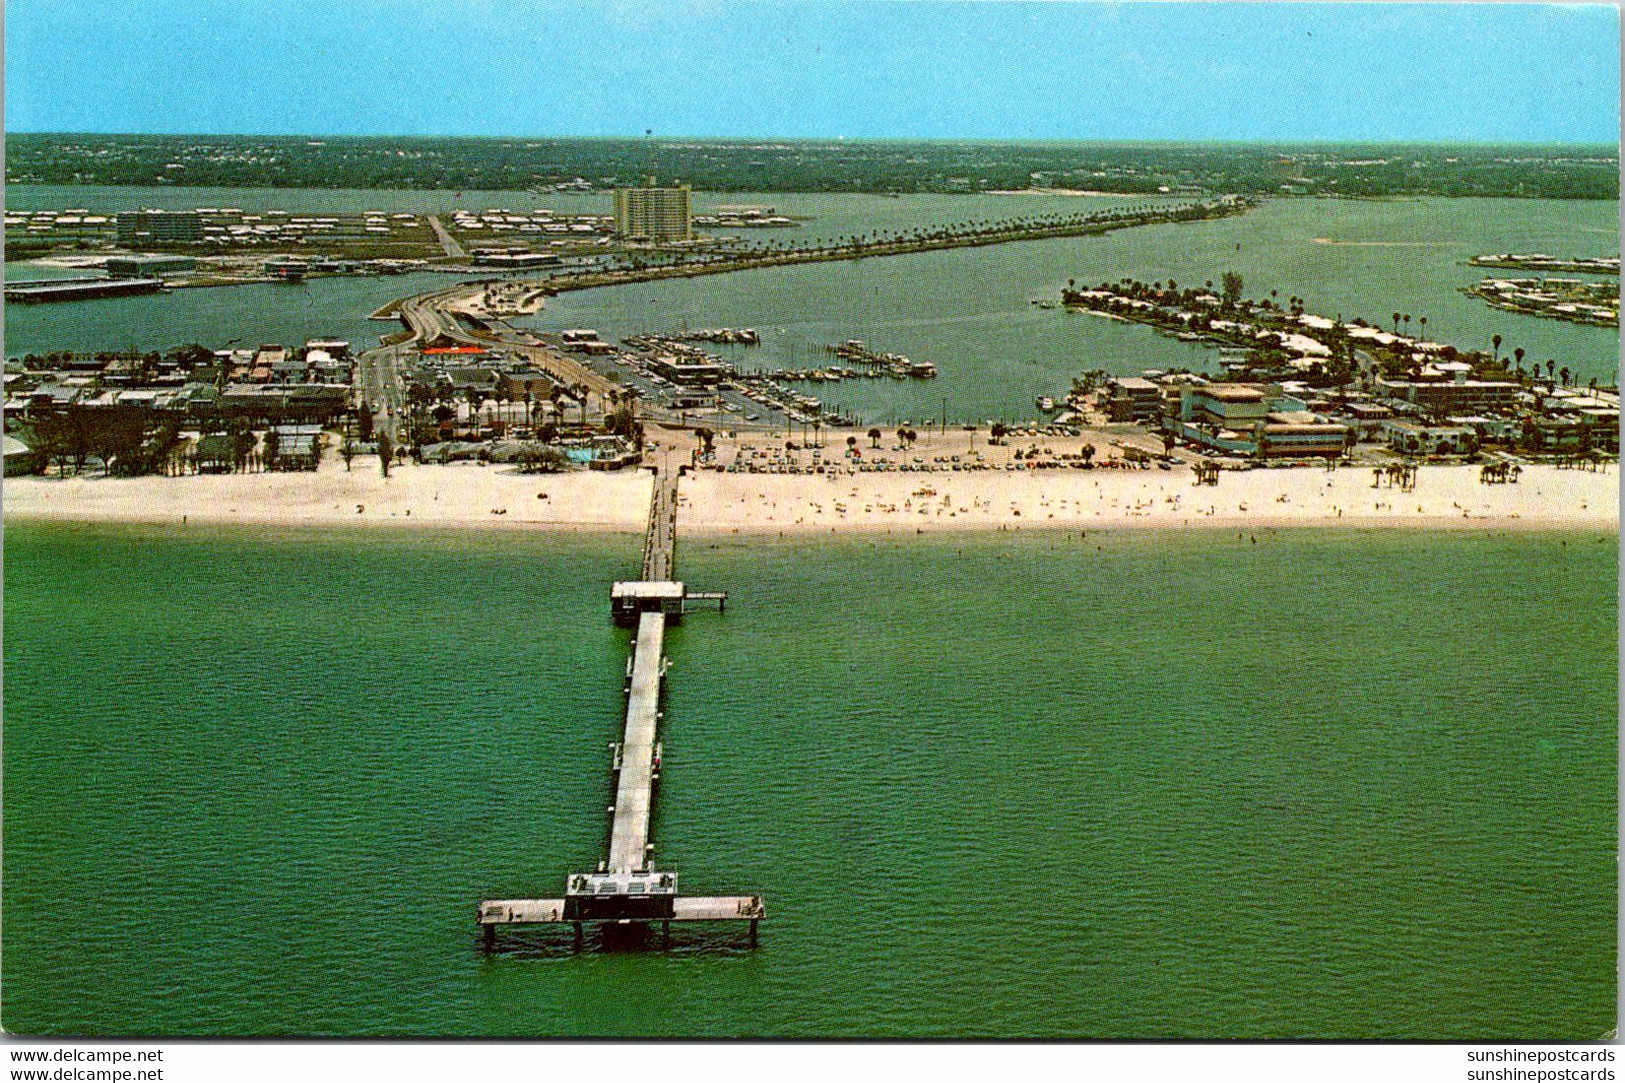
[9,131,1622,150]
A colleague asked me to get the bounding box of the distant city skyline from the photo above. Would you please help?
[5,1,1620,144]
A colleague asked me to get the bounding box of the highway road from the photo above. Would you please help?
[394,281,625,407]
[426,216,467,260]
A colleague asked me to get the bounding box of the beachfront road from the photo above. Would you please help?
[357,342,406,442]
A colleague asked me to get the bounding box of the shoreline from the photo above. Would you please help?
[2,464,655,534]
[6,461,1615,536]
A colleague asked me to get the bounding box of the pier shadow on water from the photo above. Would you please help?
[477,922,759,960]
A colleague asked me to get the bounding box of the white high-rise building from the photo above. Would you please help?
[613,180,691,242]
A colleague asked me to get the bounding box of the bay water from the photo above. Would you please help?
[4,188,1617,424]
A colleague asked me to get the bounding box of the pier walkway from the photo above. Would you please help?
[608,610,665,873]
[478,468,756,949]
[643,471,679,581]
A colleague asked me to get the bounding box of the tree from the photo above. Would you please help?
[230,423,255,473]
[1546,359,1556,382]
[694,427,716,455]
[88,411,151,477]
[340,437,356,471]
[377,433,393,478]
[1221,271,1243,306]
[517,443,568,474]
[990,422,1008,445]
[1491,334,1502,364]
[357,402,375,441]
[29,412,73,476]
[1161,430,1176,456]
[867,427,882,449]
[1080,443,1097,465]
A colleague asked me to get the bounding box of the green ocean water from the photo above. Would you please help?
[2,521,1616,1038]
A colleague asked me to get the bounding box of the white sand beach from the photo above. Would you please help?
[3,461,653,532]
[679,461,1617,534]
[5,455,1616,535]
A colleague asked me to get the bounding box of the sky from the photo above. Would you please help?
[4,1,1619,143]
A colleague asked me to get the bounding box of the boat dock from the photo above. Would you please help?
[824,339,937,378]
[478,467,754,950]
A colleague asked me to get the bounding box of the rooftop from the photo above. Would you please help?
[1194,385,1267,403]
[611,581,686,600]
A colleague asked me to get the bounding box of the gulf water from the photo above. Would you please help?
[3,522,1615,1038]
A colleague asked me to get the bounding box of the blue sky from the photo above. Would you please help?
[5,1,1619,142]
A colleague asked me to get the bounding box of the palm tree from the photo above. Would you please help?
[867,427,882,449]
[1513,347,1525,372]
[1546,359,1556,382]
[1559,366,1570,387]
[1393,312,1401,333]
[1491,334,1502,364]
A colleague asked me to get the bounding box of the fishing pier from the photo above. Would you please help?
[478,469,758,950]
